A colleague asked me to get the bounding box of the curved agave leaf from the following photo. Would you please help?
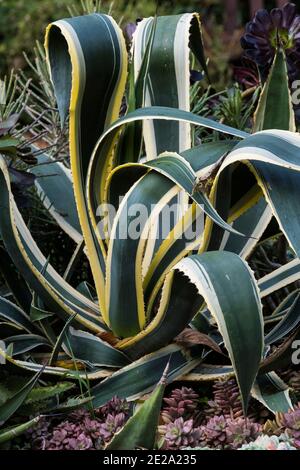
[63,241,85,283]
[252,372,293,414]
[91,344,202,408]
[221,197,272,259]
[106,367,167,450]
[0,297,36,334]
[0,369,43,424]
[134,14,206,159]
[170,253,263,413]
[0,155,105,333]
[106,154,244,337]
[265,290,300,325]
[107,141,238,308]
[143,142,255,302]
[147,154,243,235]
[0,344,113,380]
[204,131,300,272]
[116,251,263,413]
[24,382,74,404]
[29,150,82,244]
[180,364,234,382]
[63,326,130,368]
[88,105,248,219]
[3,334,51,356]
[265,293,300,345]
[45,13,128,316]
[258,258,300,298]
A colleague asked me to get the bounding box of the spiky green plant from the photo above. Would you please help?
[0,72,29,160]
[1,8,300,445]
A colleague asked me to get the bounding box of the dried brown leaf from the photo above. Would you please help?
[174,328,223,355]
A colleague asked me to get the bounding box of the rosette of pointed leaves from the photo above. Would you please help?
[199,415,227,449]
[239,434,296,450]
[159,418,201,450]
[97,396,130,418]
[98,413,127,444]
[225,418,261,449]
[199,415,261,450]
[278,405,300,448]
[241,3,300,80]
[26,399,130,450]
[45,422,94,451]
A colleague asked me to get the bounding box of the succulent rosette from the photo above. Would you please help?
[280,406,300,448]
[241,3,300,81]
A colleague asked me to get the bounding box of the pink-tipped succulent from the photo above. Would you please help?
[45,420,94,450]
[280,405,300,448]
[97,396,130,418]
[159,418,202,450]
[199,415,261,450]
[206,378,243,420]
[26,396,130,450]
[98,413,127,444]
[199,415,228,449]
[161,387,200,424]
[225,418,262,449]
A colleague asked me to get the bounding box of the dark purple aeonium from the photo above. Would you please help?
[241,3,300,81]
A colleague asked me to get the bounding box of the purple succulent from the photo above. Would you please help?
[98,413,127,443]
[159,418,202,450]
[97,396,130,418]
[161,387,199,424]
[26,416,52,450]
[67,433,93,450]
[280,406,300,448]
[200,415,261,450]
[206,378,243,420]
[200,415,227,449]
[25,396,130,450]
[241,3,300,81]
[225,418,261,449]
[233,58,260,89]
[45,421,94,450]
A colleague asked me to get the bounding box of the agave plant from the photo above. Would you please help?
[1,10,300,438]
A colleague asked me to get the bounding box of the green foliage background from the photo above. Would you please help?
[0,1,282,78]
[0,0,202,74]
